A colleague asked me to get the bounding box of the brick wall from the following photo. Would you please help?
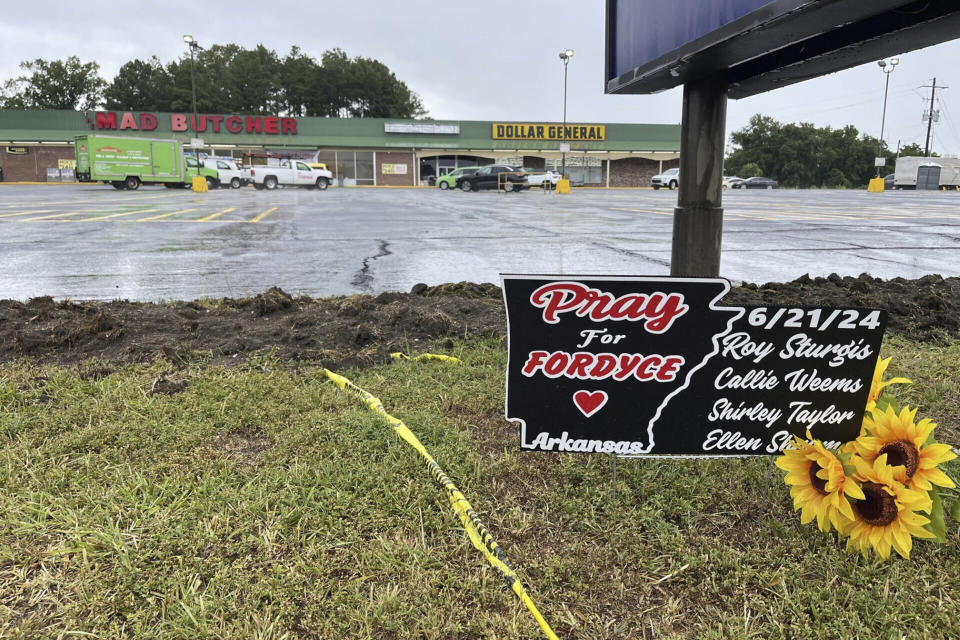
[0,146,75,181]
[608,157,680,187]
[376,151,415,186]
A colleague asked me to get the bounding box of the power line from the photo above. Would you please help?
[935,95,960,153]
[772,87,916,117]
[920,78,948,156]
[932,130,955,157]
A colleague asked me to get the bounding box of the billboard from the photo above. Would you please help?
[606,0,960,98]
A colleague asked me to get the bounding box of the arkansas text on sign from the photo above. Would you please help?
[501,275,887,457]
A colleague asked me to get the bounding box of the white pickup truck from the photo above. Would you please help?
[245,159,334,190]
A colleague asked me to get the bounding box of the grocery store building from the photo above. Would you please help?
[0,110,680,186]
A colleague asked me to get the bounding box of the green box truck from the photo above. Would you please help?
[74,135,218,190]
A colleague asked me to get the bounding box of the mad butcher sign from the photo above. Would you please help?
[501,275,887,457]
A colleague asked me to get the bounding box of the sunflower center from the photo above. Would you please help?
[879,440,920,478]
[854,481,898,527]
[808,462,828,495]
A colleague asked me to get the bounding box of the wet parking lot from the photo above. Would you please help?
[1,184,959,301]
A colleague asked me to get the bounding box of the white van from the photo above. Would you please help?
[204,157,246,189]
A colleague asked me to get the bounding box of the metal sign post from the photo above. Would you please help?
[606,0,960,277]
[672,76,727,277]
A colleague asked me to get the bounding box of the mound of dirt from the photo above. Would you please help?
[0,286,504,369]
[1,275,959,368]
[722,273,960,339]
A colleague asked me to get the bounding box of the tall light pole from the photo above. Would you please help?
[183,34,200,177]
[559,49,573,179]
[876,57,898,176]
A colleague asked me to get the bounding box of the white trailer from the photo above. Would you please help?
[893,156,960,190]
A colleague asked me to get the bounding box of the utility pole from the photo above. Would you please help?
[183,35,201,177]
[921,78,948,156]
[559,49,573,179]
[876,58,897,176]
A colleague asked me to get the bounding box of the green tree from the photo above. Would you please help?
[313,49,356,117]
[740,162,762,178]
[346,56,426,118]
[308,48,425,118]
[104,57,175,111]
[166,44,243,113]
[898,142,937,158]
[726,114,897,188]
[1,44,428,118]
[279,46,319,116]
[826,168,848,188]
[228,45,282,113]
[0,56,105,109]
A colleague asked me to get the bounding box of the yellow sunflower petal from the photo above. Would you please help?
[890,527,912,559]
[920,467,956,489]
[837,497,855,521]
[843,481,865,500]
[920,444,957,466]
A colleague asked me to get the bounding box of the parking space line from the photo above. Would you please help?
[250,207,278,222]
[0,193,181,208]
[80,208,161,221]
[196,207,236,222]
[0,209,56,218]
[610,207,673,216]
[18,210,104,221]
[137,208,197,222]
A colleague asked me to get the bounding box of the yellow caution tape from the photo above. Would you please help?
[389,352,462,364]
[323,367,559,640]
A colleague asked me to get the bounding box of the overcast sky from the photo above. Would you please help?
[2,1,959,154]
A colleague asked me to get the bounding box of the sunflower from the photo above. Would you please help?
[838,414,873,456]
[856,405,957,493]
[775,435,864,532]
[866,356,911,412]
[840,454,934,560]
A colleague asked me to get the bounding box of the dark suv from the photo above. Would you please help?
[456,165,528,192]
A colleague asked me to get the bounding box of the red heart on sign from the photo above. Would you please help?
[573,390,608,418]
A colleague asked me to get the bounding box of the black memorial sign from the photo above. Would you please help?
[502,275,887,457]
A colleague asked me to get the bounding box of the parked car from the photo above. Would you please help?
[723,175,745,189]
[883,173,896,190]
[456,165,528,192]
[651,167,679,190]
[436,166,480,190]
[524,169,562,189]
[733,176,779,189]
[204,157,246,188]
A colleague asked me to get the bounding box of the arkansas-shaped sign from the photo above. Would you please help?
[501,275,886,457]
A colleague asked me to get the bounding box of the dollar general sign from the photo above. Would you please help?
[492,123,606,141]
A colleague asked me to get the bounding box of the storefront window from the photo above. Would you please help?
[548,155,602,184]
[355,151,374,185]
[420,158,437,181]
[315,151,337,177]
[339,152,357,181]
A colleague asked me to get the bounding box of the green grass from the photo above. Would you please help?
[1,336,958,639]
